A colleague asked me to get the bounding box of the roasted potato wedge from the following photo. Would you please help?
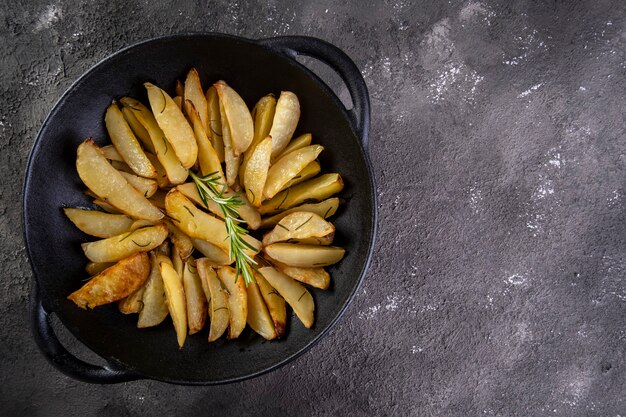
[172,249,184,280]
[259,174,344,215]
[173,96,183,110]
[121,97,189,185]
[219,95,241,186]
[145,82,198,168]
[105,103,157,178]
[273,262,330,289]
[259,266,314,328]
[276,133,312,160]
[280,161,320,191]
[264,243,345,267]
[184,68,209,131]
[64,208,133,238]
[100,145,123,161]
[205,86,225,162]
[243,135,272,207]
[138,252,169,328]
[76,139,164,221]
[81,223,168,263]
[119,171,158,198]
[186,100,224,178]
[160,260,187,348]
[144,153,170,189]
[214,80,253,156]
[255,269,287,337]
[118,284,146,314]
[247,279,277,340]
[264,145,324,199]
[191,238,232,265]
[262,212,334,246]
[85,261,114,275]
[176,183,262,230]
[240,94,276,181]
[121,106,154,153]
[269,91,300,159]
[165,220,194,260]
[259,197,340,229]
[68,252,150,309]
[217,266,247,339]
[183,258,207,335]
[92,199,122,214]
[165,189,229,252]
[197,259,229,342]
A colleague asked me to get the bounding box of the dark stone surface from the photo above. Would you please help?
[1,0,625,415]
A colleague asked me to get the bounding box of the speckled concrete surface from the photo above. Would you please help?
[2,0,626,415]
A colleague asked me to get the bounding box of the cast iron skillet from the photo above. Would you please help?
[23,33,376,385]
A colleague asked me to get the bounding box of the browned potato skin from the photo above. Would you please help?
[68,252,150,309]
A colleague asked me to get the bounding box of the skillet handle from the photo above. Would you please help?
[30,280,141,384]
[258,36,371,151]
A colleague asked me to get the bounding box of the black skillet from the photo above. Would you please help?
[23,34,376,384]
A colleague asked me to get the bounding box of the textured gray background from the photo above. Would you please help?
[1,0,625,416]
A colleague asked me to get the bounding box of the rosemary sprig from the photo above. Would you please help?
[189,170,257,286]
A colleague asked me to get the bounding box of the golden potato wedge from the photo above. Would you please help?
[219,96,241,186]
[85,261,114,276]
[247,279,277,340]
[92,199,122,214]
[259,198,340,229]
[264,145,324,199]
[165,189,229,252]
[121,106,154,153]
[184,68,209,131]
[217,266,247,339]
[105,103,157,178]
[173,96,183,111]
[280,161,320,191]
[263,243,345,267]
[148,189,167,210]
[176,183,261,231]
[172,249,184,280]
[119,171,158,198]
[110,160,134,174]
[191,238,232,265]
[100,145,123,161]
[144,153,170,189]
[129,219,157,231]
[243,135,272,207]
[269,91,300,159]
[185,100,224,178]
[276,133,312,160]
[118,284,146,314]
[259,266,314,328]
[164,220,194,260]
[64,208,134,238]
[183,258,207,335]
[205,86,225,162]
[145,82,197,168]
[214,80,253,156]
[240,95,276,181]
[197,259,229,342]
[284,234,334,246]
[68,252,150,309]
[175,79,184,97]
[160,260,187,348]
[81,223,168,263]
[76,139,165,221]
[273,262,330,289]
[121,97,189,185]
[259,174,344,215]
[138,252,170,328]
[254,269,287,337]
[262,212,334,246]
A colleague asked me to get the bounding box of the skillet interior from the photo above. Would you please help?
[23,34,374,384]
